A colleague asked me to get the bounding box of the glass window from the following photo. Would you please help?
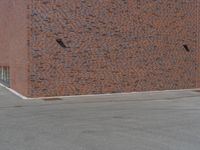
[0,66,10,87]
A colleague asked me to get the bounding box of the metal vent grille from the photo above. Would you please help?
[194,90,200,93]
[42,98,63,101]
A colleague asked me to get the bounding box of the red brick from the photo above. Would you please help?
[0,0,199,98]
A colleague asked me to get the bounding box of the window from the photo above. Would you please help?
[0,66,10,87]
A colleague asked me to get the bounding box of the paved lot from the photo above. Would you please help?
[0,86,200,150]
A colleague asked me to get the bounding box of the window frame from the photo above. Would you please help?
[0,66,10,87]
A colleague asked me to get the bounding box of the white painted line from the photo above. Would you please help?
[0,82,199,100]
[0,83,28,99]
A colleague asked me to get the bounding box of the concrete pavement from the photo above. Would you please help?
[0,86,200,150]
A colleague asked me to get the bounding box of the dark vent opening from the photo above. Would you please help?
[56,39,67,48]
[183,44,190,52]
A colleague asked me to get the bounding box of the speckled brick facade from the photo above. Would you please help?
[197,0,200,87]
[1,0,200,97]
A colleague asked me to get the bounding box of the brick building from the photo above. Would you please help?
[0,0,199,98]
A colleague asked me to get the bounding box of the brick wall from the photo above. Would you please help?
[0,0,29,96]
[197,0,200,88]
[1,0,198,97]
[27,0,199,97]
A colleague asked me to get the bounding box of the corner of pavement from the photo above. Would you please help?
[1,85,200,109]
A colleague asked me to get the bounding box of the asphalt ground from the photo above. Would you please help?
[0,85,200,150]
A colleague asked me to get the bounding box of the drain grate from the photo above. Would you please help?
[42,98,63,101]
[14,105,23,108]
